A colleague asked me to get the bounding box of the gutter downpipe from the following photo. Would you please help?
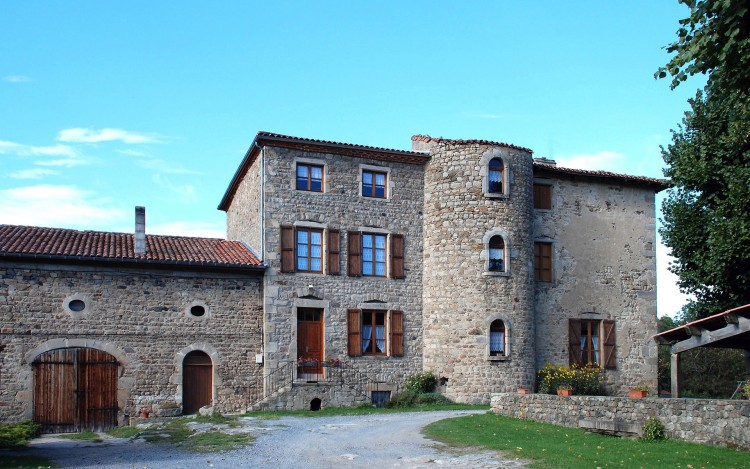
[257,141,268,388]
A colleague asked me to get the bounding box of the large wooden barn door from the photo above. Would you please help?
[33,348,119,433]
[182,351,212,415]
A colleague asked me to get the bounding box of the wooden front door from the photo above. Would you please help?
[297,308,323,374]
[183,351,212,415]
[33,348,119,433]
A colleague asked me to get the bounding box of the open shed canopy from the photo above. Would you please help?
[654,303,750,354]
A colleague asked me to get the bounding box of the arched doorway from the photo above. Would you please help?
[183,351,212,414]
[33,347,118,432]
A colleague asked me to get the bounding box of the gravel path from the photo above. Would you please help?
[4,410,528,468]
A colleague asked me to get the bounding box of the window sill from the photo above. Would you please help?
[295,189,326,195]
[482,271,511,278]
[488,355,510,362]
[484,192,509,199]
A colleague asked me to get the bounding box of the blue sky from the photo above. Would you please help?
[1,1,702,317]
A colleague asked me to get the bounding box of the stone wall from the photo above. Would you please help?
[533,173,659,394]
[419,138,536,403]
[226,149,262,255]
[226,145,425,404]
[0,262,263,423]
[491,393,750,450]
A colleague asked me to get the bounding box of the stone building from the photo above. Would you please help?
[1,130,665,428]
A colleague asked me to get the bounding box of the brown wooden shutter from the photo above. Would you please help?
[348,231,362,277]
[347,309,361,357]
[390,310,404,357]
[568,319,582,366]
[602,320,616,370]
[327,229,340,275]
[280,225,295,273]
[390,234,405,279]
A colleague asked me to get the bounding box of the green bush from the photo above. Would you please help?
[641,417,666,441]
[536,363,605,395]
[0,421,39,447]
[386,390,453,408]
[405,371,437,393]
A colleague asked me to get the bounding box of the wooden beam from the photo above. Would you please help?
[725,313,739,325]
[671,353,681,398]
[685,326,703,336]
[671,316,750,354]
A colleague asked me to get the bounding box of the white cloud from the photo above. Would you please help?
[146,221,226,239]
[57,128,162,144]
[656,239,693,318]
[3,75,31,83]
[138,158,199,175]
[556,151,625,172]
[35,158,87,168]
[116,149,148,157]
[0,185,123,228]
[0,140,78,158]
[8,168,58,179]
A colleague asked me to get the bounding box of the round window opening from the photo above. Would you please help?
[190,305,206,317]
[68,299,86,312]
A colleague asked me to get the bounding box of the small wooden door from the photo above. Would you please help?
[33,348,118,433]
[183,351,212,415]
[297,308,323,374]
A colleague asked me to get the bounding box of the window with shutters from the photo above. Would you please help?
[347,309,403,357]
[347,231,405,279]
[533,183,552,209]
[280,225,340,275]
[534,242,553,282]
[568,318,616,369]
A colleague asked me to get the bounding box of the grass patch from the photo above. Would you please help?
[0,455,55,468]
[58,431,102,442]
[135,415,252,453]
[246,403,487,419]
[185,432,252,453]
[0,421,39,447]
[105,426,142,439]
[423,413,750,469]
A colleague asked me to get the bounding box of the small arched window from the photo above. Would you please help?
[488,158,504,194]
[490,320,506,356]
[488,236,505,272]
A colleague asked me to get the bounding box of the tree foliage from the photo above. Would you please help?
[657,0,750,91]
[659,0,750,320]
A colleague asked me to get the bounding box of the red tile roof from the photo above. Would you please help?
[0,225,264,271]
[533,162,668,191]
[411,135,534,154]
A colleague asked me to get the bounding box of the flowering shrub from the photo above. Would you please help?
[298,356,341,367]
[405,371,438,393]
[536,363,605,395]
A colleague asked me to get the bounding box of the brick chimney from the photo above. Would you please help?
[135,206,146,255]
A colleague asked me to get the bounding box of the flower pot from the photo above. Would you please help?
[557,389,573,396]
[517,388,530,394]
[629,390,648,398]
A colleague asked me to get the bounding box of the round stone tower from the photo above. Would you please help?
[414,135,536,404]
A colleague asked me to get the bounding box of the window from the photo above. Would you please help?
[568,319,616,369]
[534,242,553,282]
[489,320,505,356]
[296,228,323,272]
[347,232,405,278]
[488,236,505,272]
[362,170,387,198]
[533,183,552,209]
[347,309,403,357]
[296,163,323,192]
[280,226,340,275]
[488,158,504,194]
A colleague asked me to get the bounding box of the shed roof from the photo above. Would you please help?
[0,224,264,272]
[654,303,750,352]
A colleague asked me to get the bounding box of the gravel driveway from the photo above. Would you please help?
[6,410,528,468]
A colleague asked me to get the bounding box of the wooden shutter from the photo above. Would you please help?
[327,229,340,275]
[390,234,405,279]
[280,225,295,273]
[568,319,582,366]
[602,320,616,370]
[347,309,361,357]
[348,231,362,277]
[390,310,404,357]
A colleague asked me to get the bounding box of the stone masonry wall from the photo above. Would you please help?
[0,262,263,424]
[533,175,659,394]
[226,145,425,406]
[492,393,750,450]
[226,150,262,255]
[419,139,536,404]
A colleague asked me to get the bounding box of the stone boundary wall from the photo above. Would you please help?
[491,393,750,450]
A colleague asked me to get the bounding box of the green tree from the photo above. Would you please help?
[659,0,750,320]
